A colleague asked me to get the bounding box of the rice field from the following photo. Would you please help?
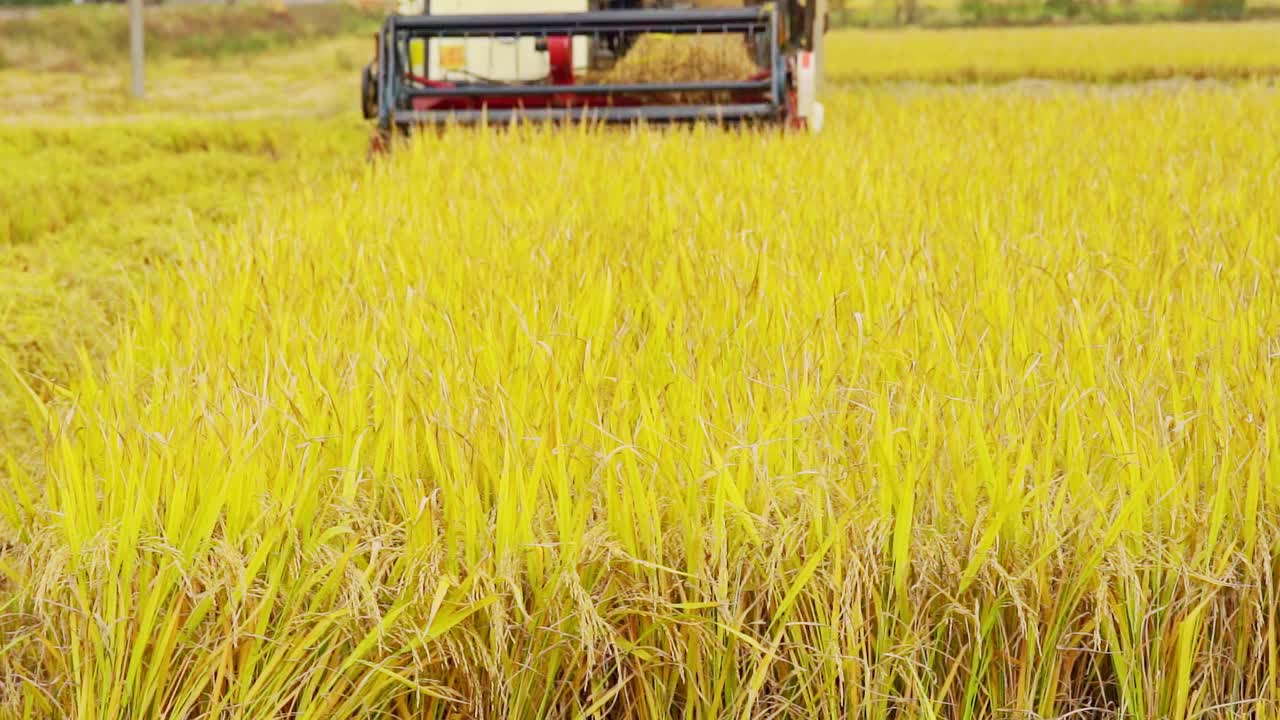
[3,16,1280,720]
[825,21,1280,82]
[5,19,1280,121]
[0,120,365,467]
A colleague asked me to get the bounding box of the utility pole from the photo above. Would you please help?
[814,0,827,93]
[129,0,144,99]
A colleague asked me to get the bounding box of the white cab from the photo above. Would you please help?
[409,0,591,83]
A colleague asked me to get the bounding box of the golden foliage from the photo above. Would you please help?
[4,85,1279,718]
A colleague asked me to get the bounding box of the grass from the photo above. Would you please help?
[0,35,370,121]
[825,21,1280,82]
[3,84,1279,718]
[0,2,383,72]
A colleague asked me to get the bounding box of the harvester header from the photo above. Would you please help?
[361,1,825,135]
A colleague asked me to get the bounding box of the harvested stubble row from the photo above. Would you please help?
[3,86,1280,719]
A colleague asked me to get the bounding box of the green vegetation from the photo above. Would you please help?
[0,2,382,72]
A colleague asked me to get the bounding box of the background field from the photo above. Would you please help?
[2,8,1280,720]
[0,121,364,465]
[0,3,382,71]
[828,0,1280,26]
[4,7,1280,123]
[827,21,1280,81]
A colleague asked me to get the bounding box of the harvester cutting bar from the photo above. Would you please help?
[394,103,779,126]
[404,79,773,98]
[370,6,786,132]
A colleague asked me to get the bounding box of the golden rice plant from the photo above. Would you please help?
[825,22,1280,82]
[2,85,1279,719]
[0,120,365,470]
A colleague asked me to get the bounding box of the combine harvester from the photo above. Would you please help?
[361,0,826,140]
